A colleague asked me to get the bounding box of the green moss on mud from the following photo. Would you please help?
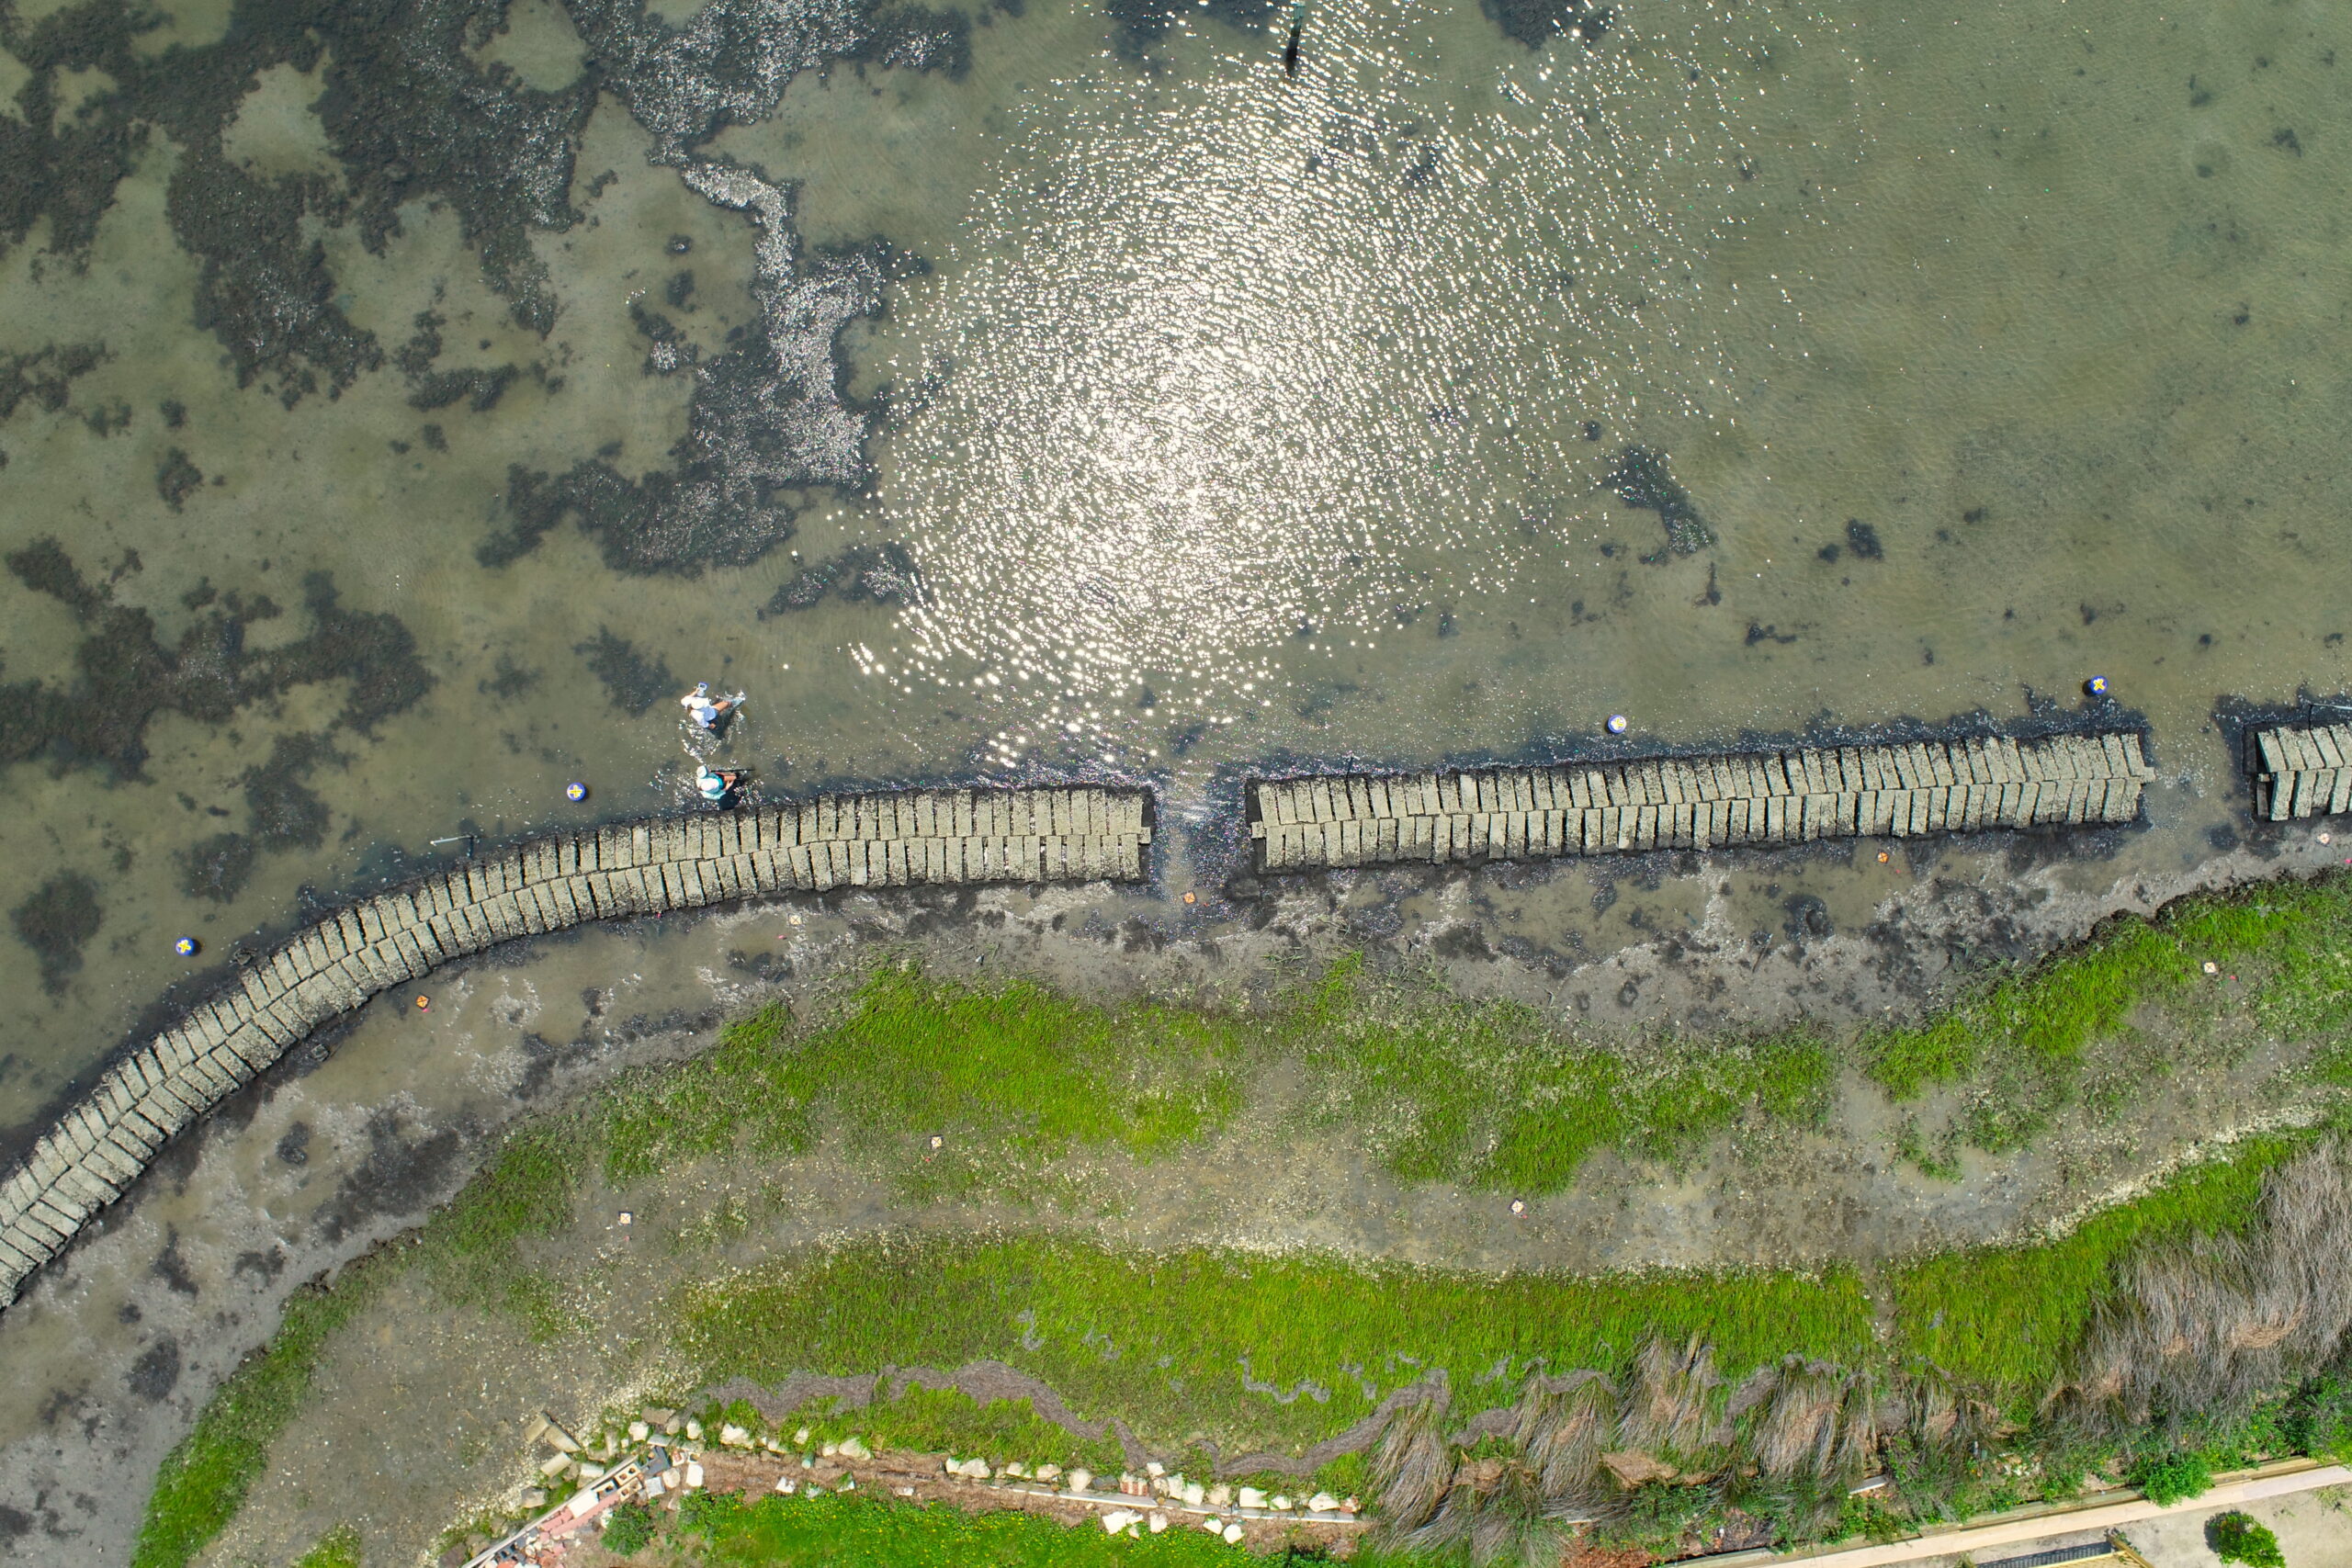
[680,1234,1875,1455]
[1890,1131,2313,1393]
[133,1265,389,1568]
[1864,874,2352,1152]
[132,876,2352,1563]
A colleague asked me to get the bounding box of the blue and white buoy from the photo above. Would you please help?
[565,782,589,802]
[2086,676,2109,697]
[174,936,198,957]
[1606,714,1629,736]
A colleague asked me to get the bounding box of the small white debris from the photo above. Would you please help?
[895,1484,915,1496]
[959,1458,992,1480]
[1146,1461,1166,1477]
[644,1474,667,1497]
[684,1461,705,1489]
[1271,1495,1293,1511]
[720,1424,751,1448]
[1066,1468,1093,1493]
[838,1478,854,1493]
[1035,1463,1062,1483]
[1001,1461,1028,1478]
[944,1457,962,1475]
[1182,1482,1205,1506]
[1307,1492,1340,1512]
[685,1419,704,1440]
[795,1427,812,1445]
[1207,1484,1232,1506]
[520,1487,548,1510]
[1238,1488,1267,1509]
[775,1477,797,1495]
[579,1464,606,1483]
[628,1421,650,1441]
[1223,1524,1246,1545]
[821,1442,839,1458]
[1102,1509,1141,1534]
[1203,1516,1224,1533]
[838,1437,871,1461]
[1148,1512,1170,1533]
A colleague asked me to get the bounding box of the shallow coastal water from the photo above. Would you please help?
[1,0,2349,1138]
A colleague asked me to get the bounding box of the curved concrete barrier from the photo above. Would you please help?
[2249,722,2352,820]
[0,785,1153,1309]
[1250,730,2154,873]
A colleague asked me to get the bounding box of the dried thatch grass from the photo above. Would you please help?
[2063,1140,2352,1429]
[1520,1373,1622,1517]
[1749,1362,1849,1479]
[1371,1395,1453,1531]
[1407,1455,1571,1567]
[1621,1337,1723,1461]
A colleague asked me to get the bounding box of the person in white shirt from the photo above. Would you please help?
[679,682,746,731]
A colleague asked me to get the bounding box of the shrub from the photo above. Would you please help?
[601,1502,656,1555]
[2208,1511,2285,1568]
[2286,1373,2352,1462]
[677,1489,748,1539]
[2131,1450,2213,1506]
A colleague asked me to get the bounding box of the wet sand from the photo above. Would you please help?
[0,821,2345,1563]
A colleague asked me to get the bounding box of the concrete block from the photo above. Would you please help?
[58,1161,120,1208]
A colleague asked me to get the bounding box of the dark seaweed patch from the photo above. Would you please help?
[482,230,917,575]
[1605,446,1713,555]
[0,343,107,420]
[10,873,101,994]
[0,539,430,777]
[1479,0,1611,50]
[243,733,340,850]
[576,628,677,716]
[125,1337,180,1402]
[1100,0,1276,54]
[756,543,925,617]
[154,446,203,513]
[1845,519,1884,559]
[179,832,257,903]
[5,0,969,551]
[481,655,539,699]
[407,364,519,412]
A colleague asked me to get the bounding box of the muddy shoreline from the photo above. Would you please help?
[0,822,2341,1563]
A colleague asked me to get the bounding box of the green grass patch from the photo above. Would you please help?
[674,1489,1243,1566]
[291,1524,364,1568]
[1863,874,2352,1149]
[679,1231,1876,1455]
[1888,1132,2309,1393]
[1295,956,1836,1193]
[132,1266,388,1568]
[763,1387,1127,1478]
[605,966,1253,1197]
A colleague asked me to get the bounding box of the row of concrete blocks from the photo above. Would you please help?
[1249,731,2154,872]
[0,786,1151,1311]
[2251,724,2352,821]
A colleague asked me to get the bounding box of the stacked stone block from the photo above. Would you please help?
[2248,723,2352,820]
[0,785,1150,1308]
[1250,731,2152,874]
